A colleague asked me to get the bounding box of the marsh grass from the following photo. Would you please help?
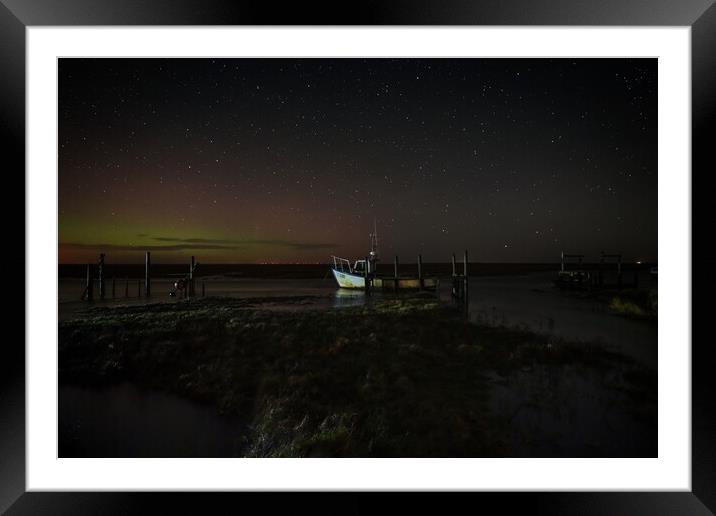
[608,288,657,319]
[59,295,655,457]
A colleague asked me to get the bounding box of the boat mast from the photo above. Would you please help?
[369,219,379,273]
[373,218,378,256]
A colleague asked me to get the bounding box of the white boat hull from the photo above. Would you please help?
[332,269,366,289]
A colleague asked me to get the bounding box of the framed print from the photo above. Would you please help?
[3,0,714,513]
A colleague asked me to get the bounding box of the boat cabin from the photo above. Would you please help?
[332,256,374,274]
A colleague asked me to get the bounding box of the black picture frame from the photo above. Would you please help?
[2,1,713,513]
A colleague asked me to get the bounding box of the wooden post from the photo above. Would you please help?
[98,253,105,300]
[145,251,151,297]
[451,253,457,299]
[364,256,370,295]
[417,254,423,290]
[112,278,116,299]
[463,250,469,311]
[189,256,196,297]
[137,279,142,297]
[125,277,129,297]
[561,251,565,272]
[84,264,94,301]
[394,255,399,291]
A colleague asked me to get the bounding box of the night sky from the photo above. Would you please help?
[59,58,657,264]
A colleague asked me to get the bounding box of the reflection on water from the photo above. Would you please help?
[439,272,657,368]
[333,288,366,307]
[59,383,245,457]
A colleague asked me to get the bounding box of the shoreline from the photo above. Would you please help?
[57,261,656,280]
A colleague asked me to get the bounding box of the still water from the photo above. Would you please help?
[59,382,245,457]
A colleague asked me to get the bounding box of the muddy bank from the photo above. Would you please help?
[59,295,656,457]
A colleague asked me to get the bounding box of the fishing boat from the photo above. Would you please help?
[554,269,591,289]
[330,223,438,290]
[330,222,380,289]
[554,252,591,290]
[331,256,372,289]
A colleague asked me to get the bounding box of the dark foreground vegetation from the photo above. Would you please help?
[608,288,658,319]
[559,286,658,320]
[59,295,656,457]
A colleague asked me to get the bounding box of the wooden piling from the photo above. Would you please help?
[84,264,94,301]
[394,255,399,291]
[189,256,196,297]
[560,251,565,272]
[463,250,469,311]
[451,253,458,299]
[364,256,370,295]
[145,251,151,297]
[417,254,423,290]
[98,253,105,300]
[137,279,142,297]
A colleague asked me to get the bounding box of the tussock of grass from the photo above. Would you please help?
[59,296,653,457]
[609,297,646,317]
[609,289,657,319]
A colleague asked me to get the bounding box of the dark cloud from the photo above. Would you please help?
[153,236,335,252]
[60,242,240,252]
[153,237,237,244]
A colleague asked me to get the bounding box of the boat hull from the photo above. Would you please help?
[332,269,366,289]
[331,269,439,290]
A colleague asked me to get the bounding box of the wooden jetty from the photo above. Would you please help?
[81,252,205,301]
[331,254,439,291]
[555,250,640,290]
[330,249,470,313]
